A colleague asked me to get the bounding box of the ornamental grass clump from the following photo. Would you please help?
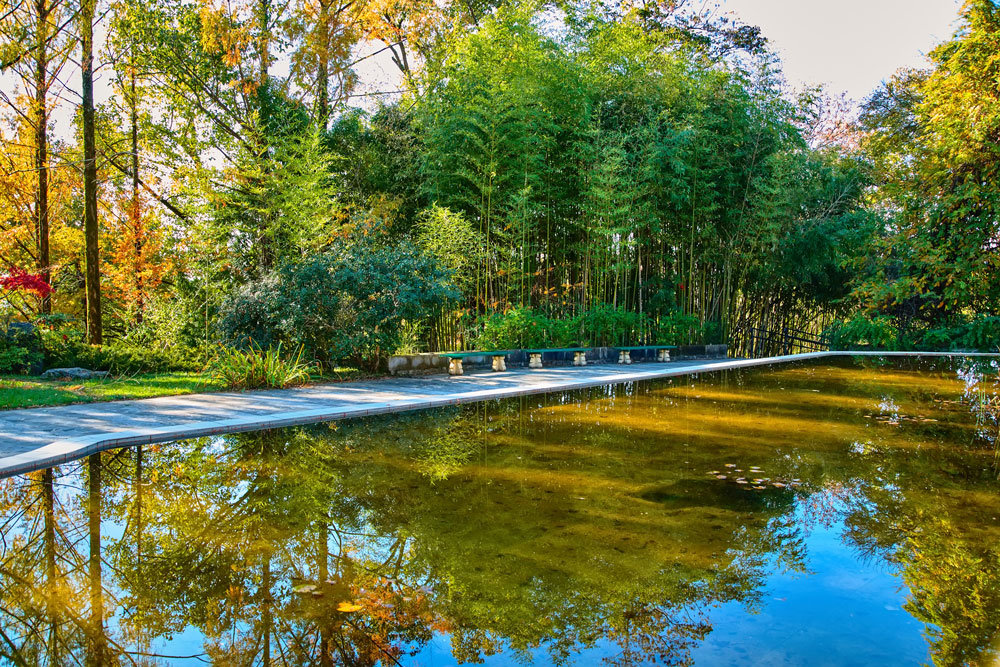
[210,342,315,390]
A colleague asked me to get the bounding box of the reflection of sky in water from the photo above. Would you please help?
[688,517,925,667]
[407,501,929,667]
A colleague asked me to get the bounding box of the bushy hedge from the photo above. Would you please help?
[0,324,42,374]
[472,305,709,350]
[826,314,1000,352]
[825,314,899,350]
[218,239,456,369]
[40,330,205,374]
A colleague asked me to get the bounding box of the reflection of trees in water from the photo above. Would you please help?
[0,359,998,665]
[818,358,1000,666]
[0,411,805,666]
[0,457,126,665]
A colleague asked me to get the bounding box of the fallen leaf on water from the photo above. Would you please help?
[293,584,317,594]
[337,602,363,612]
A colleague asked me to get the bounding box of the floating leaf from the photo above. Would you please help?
[293,584,317,594]
[337,601,363,612]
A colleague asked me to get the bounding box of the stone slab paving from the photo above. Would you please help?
[0,350,996,478]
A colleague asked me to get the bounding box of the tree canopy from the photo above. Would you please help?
[0,0,995,370]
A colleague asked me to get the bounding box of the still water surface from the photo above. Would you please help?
[2,356,999,665]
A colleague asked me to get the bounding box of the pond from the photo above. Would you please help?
[1,355,999,665]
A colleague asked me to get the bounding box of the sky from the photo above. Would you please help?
[720,0,963,101]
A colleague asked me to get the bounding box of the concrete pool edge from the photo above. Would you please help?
[3,350,997,478]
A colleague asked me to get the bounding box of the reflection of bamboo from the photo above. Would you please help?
[973,379,1000,472]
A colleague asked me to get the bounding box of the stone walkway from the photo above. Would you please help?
[0,350,994,477]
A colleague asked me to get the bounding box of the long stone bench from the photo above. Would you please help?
[524,347,591,368]
[614,345,677,364]
[441,350,515,375]
[387,345,728,376]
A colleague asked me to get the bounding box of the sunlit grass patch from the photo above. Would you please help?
[0,372,223,409]
[0,365,370,410]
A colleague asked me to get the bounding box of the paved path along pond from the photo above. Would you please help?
[0,350,995,478]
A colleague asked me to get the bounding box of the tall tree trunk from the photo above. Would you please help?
[254,0,274,271]
[81,0,102,344]
[34,0,51,314]
[315,0,330,128]
[258,0,271,89]
[129,66,144,324]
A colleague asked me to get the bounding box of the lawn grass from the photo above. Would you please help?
[0,367,371,410]
[0,372,225,410]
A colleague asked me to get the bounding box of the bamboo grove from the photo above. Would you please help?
[1,0,998,368]
[412,10,869,347]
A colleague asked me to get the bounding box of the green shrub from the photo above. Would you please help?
[826,314,901,350]
[655,312,703,345]
[0,345,30,374]
[915,326,957,351]
[826,314,1000,353]
[474,308,553,349]
[473,305,701,350]
[0,324,42,374]
[219,240,456,368]
[394,319,426,355]
[209,343,315,389]
[40,329,204,375]
[961,316,1000,351]
[577,304,650,346]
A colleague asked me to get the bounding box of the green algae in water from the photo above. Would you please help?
[0,355,998,665]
